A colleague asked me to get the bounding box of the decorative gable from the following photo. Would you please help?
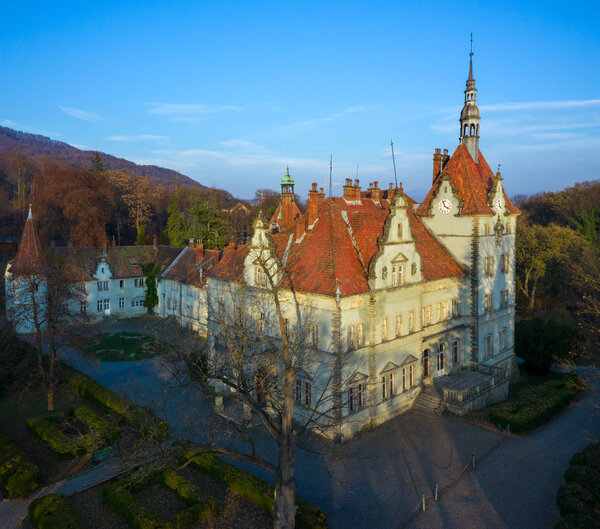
[243,215,281,288]
[93,258,113,280]
[368,190,423,290]
[379,361,399,374]
[428,173,463,218]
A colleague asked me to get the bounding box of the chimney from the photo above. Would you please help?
[353,179,361,201]
[441,148,449,171]
[307,182,319,226]
[319,187,325,203]
[295,216,306,240]
[188,238,194,248]
[433,148,442,182]
[371,180,382,202]
[153,234,157,250]
[343,178,354,200]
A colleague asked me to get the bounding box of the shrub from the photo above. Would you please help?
[73,405,119,444]
[488,375,578,433]
[29,493,85,529]
[185,453,328,528]
[565,465,600,499]
[556,484,600,518]
[571,448,600,474]
[68,370,168,440]
[516,318,581,375]
[0,430,40,498]
[554,513,600,529]
[103,465,217,529]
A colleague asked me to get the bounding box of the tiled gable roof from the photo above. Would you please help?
[209,192,464,297]
[416,144,519,216]
[52,245,181,281]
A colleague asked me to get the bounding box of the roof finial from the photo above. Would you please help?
[27,204,33,220]
[468,33,474,81]
[470,32,473,55]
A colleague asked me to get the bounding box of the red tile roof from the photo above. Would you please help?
[416,144,520,216]
[209,191,464,297]
[10,216,45,275]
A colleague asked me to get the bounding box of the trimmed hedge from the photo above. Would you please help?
[27,406,118,458]
[68,369,168,440]
[555,442,600,527]
[0,430,40,498]
[103,465,217,529]
[489,375,578,433]
[186,453,328,529]
[565,465,600,500]
[29,493,85,529]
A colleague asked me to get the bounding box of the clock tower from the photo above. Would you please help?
[416,48,520,373]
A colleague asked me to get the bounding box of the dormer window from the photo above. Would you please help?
[255,266,266,287]
[128,257,138,266]
[392,264,404,287]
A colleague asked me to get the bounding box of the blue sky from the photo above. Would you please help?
[1,1,599,201]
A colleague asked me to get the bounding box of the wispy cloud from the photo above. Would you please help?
[219,139,268,152]
[147,103,239,122]
[279,106,365,132]
[105,134,169,142]
[480,99,600,112]
[59,106,104,122]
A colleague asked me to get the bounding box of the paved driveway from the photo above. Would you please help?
[5,317,599,529]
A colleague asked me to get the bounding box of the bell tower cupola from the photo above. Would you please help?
[459,37,481,163]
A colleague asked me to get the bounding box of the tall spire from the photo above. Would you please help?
[459,34,481,163]
[12,205,45,274]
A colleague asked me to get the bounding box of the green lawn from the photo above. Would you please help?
[80,332,171,361]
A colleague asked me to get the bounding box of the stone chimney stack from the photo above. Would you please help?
[371,181,382,202]
[307,183,319,227]
[343,178,354,201]
[433,148,443,182]
[353,179,361,201]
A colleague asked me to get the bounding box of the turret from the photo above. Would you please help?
[459,51,481,162]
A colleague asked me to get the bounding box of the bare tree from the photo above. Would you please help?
[165,223,338,529]
[8,251,88,410]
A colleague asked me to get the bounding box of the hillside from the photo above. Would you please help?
[0,126,204,191]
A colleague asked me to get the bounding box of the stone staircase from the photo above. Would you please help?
[412,391,444,415]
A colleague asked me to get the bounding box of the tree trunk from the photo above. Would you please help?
[47,327,57,412]
[273,436,296,529]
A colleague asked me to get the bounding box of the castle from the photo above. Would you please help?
[5,52,518,439]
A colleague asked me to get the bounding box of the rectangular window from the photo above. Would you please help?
[501,254,510,274]
[500,328,509,351]
[452,298,460,318]
[442,300,448,321]
[295,378,312,407]
[119,297,125,309]
[501,289,509,308]
[484,256,495,277]
[484,333,494,359]
[134,278,145,288]
[452,340,459,364]
[401,365,415,391]
[392,264,404,287]
[80,302,87,313]
[381,317,388,341]
[436,303,442,323]
[96,299,109,312]
[119,280,124,289]
[97,281,109,292]
[395,313,403,337]
[309,323,318,347]
[408,311,415,333]
[382,372,395,399]
[348,383,365,411]
[255,267,266,287]
[422,305,432,326]
[484,293,493,312]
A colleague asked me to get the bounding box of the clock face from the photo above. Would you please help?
[493,198,504,213]
[438,199,452,214]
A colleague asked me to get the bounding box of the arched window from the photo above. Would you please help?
[464,124,468,136]
[470,124,475,136]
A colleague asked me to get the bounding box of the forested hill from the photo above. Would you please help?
[0,126,204,190]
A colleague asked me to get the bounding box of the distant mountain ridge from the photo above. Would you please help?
[0,126,205,190]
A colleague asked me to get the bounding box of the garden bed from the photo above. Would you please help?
[488,372,582,434]
[79,332,170,361]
